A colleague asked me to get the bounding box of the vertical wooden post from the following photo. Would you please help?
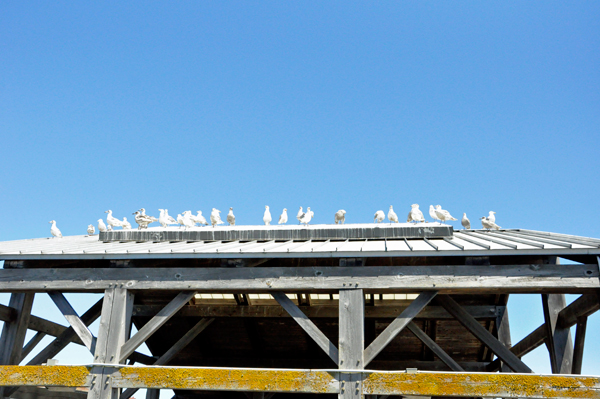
[542,293,573,374]
[572,316,587,375]
[339,289,364,399]
[496,306,512,372]
[88,288,134,399]
[145,389,160,399]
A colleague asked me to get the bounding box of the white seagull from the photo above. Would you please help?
[481,217,501,230]
[182,211,195,229]
[98,219,108,233]
[121,217,132,230]
[158,209,178,228]
[210,208,224,227]
[435,205,458,223]
[487,211,497,224]
[429,205,440,223]
[138,209,158,225]
[227,207,236,226]
[87,224,95,235]
[407,204,425,223]
[278,208,288,224]
[132,211,154,230]
[49,220,62,238]
[461,213,471,230]
[335,210,346,224]
[296,207,305,224]
[374,210,385,223]
[105,210,123,229]
[176,214,185,229]
[190,211,208,226]
[388,206,399,223]
[300,207,313,225]
[263,206,272,225]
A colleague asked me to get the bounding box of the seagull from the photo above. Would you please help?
[278,208,288,224]
[182,211,195,229]
[87,224,95,235]
[461,213,471,230]
[158,209,177,228]
[190,211,208,226]
[176,214,185,229]
[98,219,108,232]
[139,208,158,223]
[227,207,236,226]
[435,205,458,223]
[335,210,346,224]
[105,210,123,229]
[481,217,501,230]
[407,204,425,224]
[374,210,385,223]
[429,205,440,223]
[263,206,272,225]
[296,207,305,224]
[388,206,399,223]
[487,211,497,224]
[132,211,153,230]
[49,220,62,238]
[121,217,132,230]
[210,208,224,227]
[299,207,312,225]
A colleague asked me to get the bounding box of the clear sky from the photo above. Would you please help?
[0,0,599,384]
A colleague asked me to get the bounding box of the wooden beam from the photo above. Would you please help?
[556,293,599,328]
[0,293,34,366]
[0,264,597,292]
[48,292,96,353]
[271,292,339,365]
[119,291,196,363]
[572,316,587,375]
[495,304,512,372]
[363,291,437,366]
[338,289,364,399]
[542,294,574,374]
[20,332,46,362]
[438,295,532,373]
[406,321,464,371]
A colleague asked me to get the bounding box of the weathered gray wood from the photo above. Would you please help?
[120,318,214,399]
[145,389,159,399]
[271,292,339,364]
[9,386,86,399]
[0,264,597,292]
[556,293,599,328]
[542,293,573,374]
[48,292,96,353]
[19,331,46,362]
[572,316,587,374]
[27,298,103,366]
[0,303,16,324]
[0,293,34,366]
[363,291,437,366]
[406,321,464,371]
[338,289,364,399]
[132,304,501,319]
[438,295,532,373]
[119,291,196,363]
[495,305,512,372]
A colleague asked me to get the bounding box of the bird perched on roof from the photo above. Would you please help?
[176,214,185,229]
[121,217,132,230]
[388,206,399,223]
[335,210,346,224]
[279,208,288,224]
[181,211,195,229]
[300,207,313,225]
[481,217,501,230]
[435,205,457,223]
[461,213,471,230]
[98,219,108,233]
[87,224,95,235]
[227,207,236,226]
[132,211,154,230]
[374,210,385,223]
[105,210,123,230]
[429,205,440,223]
[487,211,497,224]
[158,209,178,228]
[407,204,425,223]
[297,207,305,224]
[210,208,224,227]
[190,211,208,226]
[49,220,62,238]
[139,208,158,222]
[263,206,272,225]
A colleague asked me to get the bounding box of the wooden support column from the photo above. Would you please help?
[339,289,364,399]
[496,305,512,372]
[542,293,573,374]
[145,389,159,399]
[572,316,587,374]
[88,288,134,399]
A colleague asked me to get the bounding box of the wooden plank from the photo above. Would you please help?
[364,291,437,366]
[119,291,196,363]
[338,289,364,399]
[495,305,512,372]
[0,293,34,366]
[542,293,574,374]
[438,295,532,373]
[20,332,46,362]
[556,293,599,328]
[27,315,84,344]
[145,389,159,399]
[10,386,87,399]
[0,265,597,293]
[406,321,463,371]
[572,316,587,375]
[0,303,16,323]
[271,292,339,365]
[0,365,90,387]
[132,304,502,319]
[48,292,96,353]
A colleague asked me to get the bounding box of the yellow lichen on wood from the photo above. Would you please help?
[362,372,600,398]
[114,367,337,393]
[0,366,90,387]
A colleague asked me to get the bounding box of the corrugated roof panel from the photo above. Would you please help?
[384,240,411,252]
[361,240,386,252]
[454,232,509,250]
[427,239,462,251]
[405,240,437,252]
[311,240,345,253]
[335,240,366,252]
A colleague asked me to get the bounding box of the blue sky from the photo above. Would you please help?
[0,0,599,380]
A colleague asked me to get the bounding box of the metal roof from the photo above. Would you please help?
[0,227,599,260]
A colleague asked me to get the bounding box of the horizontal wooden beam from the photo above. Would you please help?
[0,366,90,387]
[0,264,597,293]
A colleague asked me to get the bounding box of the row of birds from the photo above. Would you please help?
[49,205,501,238]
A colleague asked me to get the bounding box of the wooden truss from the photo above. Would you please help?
[0,257,598,399]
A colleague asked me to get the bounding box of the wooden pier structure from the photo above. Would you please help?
[0,224,598,399]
